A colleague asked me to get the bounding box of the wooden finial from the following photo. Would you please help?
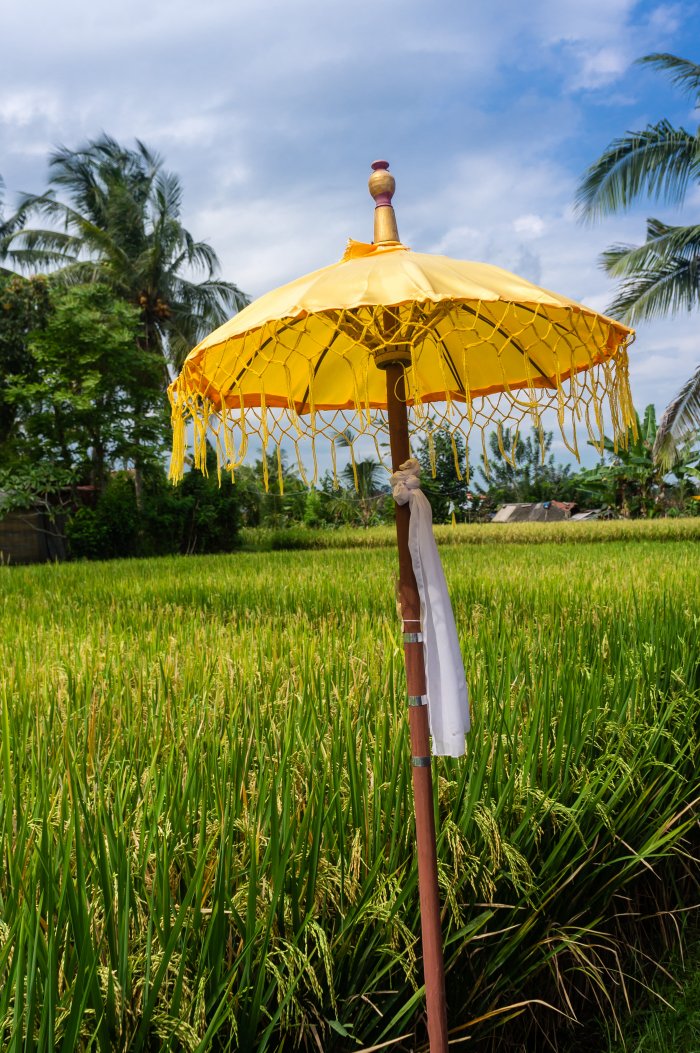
[369,160,400,244]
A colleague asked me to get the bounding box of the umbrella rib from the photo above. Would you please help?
[297,324,345,413]
[415,305,465,395]
[229,318,300,391]
[219,300,560,411]
[457,302,557,389]
[515,300,579,335]
[435,336,466,395]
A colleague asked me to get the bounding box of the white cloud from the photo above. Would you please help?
[536,0,637,43]
[513,214,546,238]
[0,90,60,126]
[567,46,630,90]
[429,225,484,257]
[647,3,683,35]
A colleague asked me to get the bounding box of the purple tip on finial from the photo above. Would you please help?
[371,160,390,171]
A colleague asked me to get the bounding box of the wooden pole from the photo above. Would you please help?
[369,159,449,1052]
[386,361,449,1053]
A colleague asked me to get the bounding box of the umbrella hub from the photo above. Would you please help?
[374,343,412,369]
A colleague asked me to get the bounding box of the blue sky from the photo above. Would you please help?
[1,0,699,467]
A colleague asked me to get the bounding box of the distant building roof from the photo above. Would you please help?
[570,509,602,521]
[492,501,576,523]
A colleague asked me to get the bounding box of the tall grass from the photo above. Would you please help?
[601,926,700,1052]
[0,525,698,1050]
[241,516,700,551]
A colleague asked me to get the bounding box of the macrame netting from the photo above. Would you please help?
[169,245,635,492]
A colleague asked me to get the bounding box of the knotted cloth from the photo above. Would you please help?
[391,458,471,757]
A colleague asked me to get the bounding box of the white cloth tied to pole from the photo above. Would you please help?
[391,458,471,757]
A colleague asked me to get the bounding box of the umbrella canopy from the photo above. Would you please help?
[169,238,634,487]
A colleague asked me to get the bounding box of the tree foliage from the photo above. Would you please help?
[1,282,166,489]
[3,135,248,373]
[576,53,700,467]
[576,405,700,517]
[474,428,577,507]
[0,273,51,450]
[0,141,250,554]
[66,465,242,560]
[416,428,471,523]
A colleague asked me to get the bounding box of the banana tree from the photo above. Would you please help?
[577,405,699,516]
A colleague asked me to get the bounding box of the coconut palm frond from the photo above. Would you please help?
[168,237,223,280]
[601,220,700,278]
[604,253,700,323]
[637,53,700,103]
[0,180,31,264]
[341,457,384,499]
[575,120,698,221]
[132,137,163,175]
[165,278,248,367]
[653,365,700,469]
[0,178,17,241]
[599,216,700,321]
[579,53,700,447]
[175,276,248,318]
[152,170,183,221]
[9,226,80,255]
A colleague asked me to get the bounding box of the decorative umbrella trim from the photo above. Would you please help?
[169,305,635,492]
[175,347,627,411]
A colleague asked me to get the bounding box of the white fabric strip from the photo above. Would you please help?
[391,458,471,757]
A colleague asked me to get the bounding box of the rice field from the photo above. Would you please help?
[0,521,699,1051]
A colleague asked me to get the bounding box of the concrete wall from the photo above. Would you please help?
[0,510,66,564]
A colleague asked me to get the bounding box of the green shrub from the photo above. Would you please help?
[65,467,241,560]
[66,473,140,560]
[64,506,108,560]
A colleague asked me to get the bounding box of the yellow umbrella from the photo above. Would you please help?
[169,161,635,1053]
[170,173,633,492]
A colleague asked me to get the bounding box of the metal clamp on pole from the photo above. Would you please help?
[408,694,427,707]
[412,756,432,767]
[403,632,423,644]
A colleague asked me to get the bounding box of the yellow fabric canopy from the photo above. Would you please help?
[169,240,635,487]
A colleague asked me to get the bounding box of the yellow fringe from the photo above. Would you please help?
[166,323,636,493]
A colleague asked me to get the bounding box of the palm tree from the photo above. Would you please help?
[575,54,700,469]
[0,176,27,275]
[2,135,247,372]
[2,137,248,505]
[1,176,7,249]
[341,457,384,499]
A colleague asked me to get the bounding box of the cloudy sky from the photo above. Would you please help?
[1,0,699,465]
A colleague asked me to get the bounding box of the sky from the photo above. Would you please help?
[1,0,699,469]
